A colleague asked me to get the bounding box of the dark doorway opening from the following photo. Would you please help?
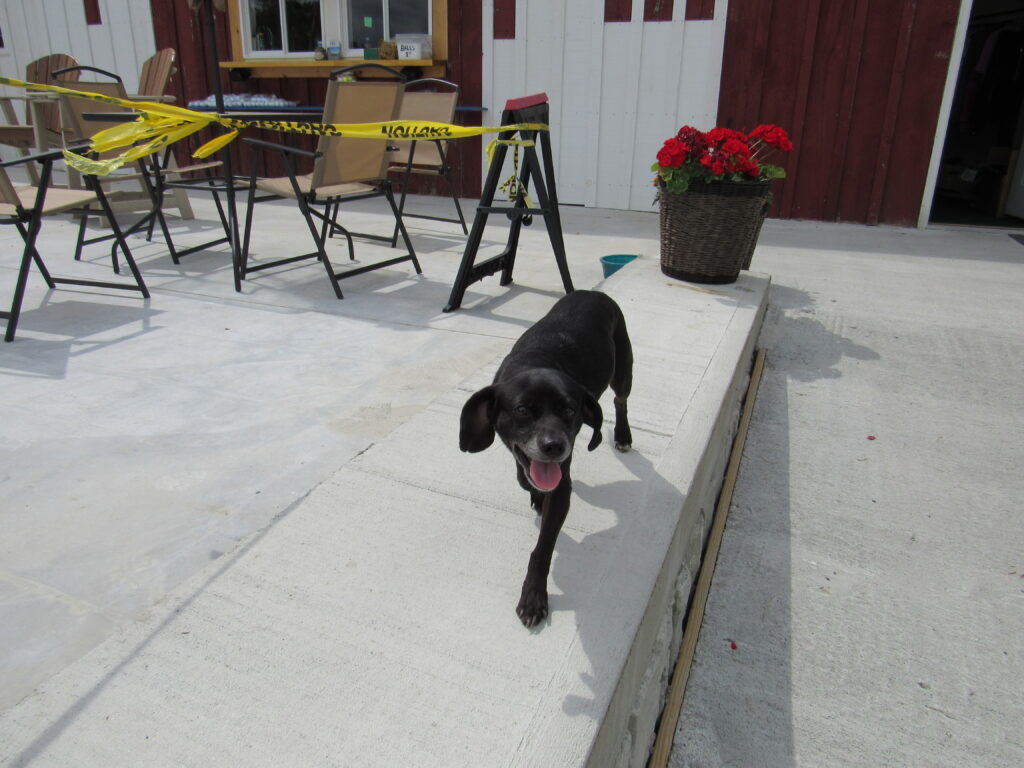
[931,0,1024,227]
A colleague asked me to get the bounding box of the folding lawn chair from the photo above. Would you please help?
[387,77,467,243]
[240,66,420,298]
[53,65,226,267]
[1,148,148,342]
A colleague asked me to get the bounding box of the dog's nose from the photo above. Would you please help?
[539,436,566,458]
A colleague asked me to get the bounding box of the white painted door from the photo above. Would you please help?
[482,0,729,211]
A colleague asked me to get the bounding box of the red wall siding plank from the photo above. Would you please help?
[880,0,959,225]
[605,0,632,23]
[865,0,917,224]
[84,0,102,25]
[447,0,483,196]
[822,0,870,221]
[645,0,675,22]
[494,0,516,39]
[685,0,715,21]
[789,1,859,221]
[833,0,903,222]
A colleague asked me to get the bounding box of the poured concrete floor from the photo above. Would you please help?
[2,187,1022,767]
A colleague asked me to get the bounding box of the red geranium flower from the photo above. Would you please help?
[652,122,794,195]
[656,138,689,169]
[750,124,794,152]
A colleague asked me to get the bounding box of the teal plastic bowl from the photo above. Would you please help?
[600,253,638,278]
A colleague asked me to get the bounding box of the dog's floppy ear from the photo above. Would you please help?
[581,390,603,451]
[460,385,497,453]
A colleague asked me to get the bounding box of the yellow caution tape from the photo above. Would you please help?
[0,76,549,176]
[486,138,536,210]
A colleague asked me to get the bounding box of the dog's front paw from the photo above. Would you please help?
[517,583,549,628]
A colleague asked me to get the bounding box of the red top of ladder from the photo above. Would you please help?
[504,93,549,111]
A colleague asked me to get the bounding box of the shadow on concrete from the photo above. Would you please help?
[760,284,879,382]
[671,280,882,766]
[0,300,164,379]
[554,444,654,720]
[677,350,797,766]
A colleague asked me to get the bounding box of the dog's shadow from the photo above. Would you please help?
[537,439,663,717]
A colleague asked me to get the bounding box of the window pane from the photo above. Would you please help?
[248,0,282,51]
[348,0,384,48]
[388,0,429,36]
[285,0,322,52]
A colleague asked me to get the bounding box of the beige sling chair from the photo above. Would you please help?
[386,78,467,244]
[241,66,420,298]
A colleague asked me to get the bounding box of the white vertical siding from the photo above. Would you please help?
[0,0,155,158]
[483,0,728,211]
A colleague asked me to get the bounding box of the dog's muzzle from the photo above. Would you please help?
[514,441,569,492]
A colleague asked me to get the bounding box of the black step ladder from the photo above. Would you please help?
[443,93,574,312]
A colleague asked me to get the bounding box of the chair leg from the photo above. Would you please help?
[74,211,90,261]
[4,216,45,342]
[297,196,343,299]
[15,221,56,290]
[384,183,422,275]
[391,159,415,247]
[93,187,150,299]
[327,203,356,260]
[241,167,259,277]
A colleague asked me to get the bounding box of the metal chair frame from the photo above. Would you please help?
[1,147,149,342]
[52,65,228,268]
[240,67,421,298]
[387,77,468,244]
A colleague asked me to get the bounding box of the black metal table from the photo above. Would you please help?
[83,107,326,290]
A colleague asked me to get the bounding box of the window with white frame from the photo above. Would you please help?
[243,0,323,56]
[343,0,430,52]
[239,0,431,58]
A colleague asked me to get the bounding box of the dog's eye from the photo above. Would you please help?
[513,405,531,417]
[565,407,576,418]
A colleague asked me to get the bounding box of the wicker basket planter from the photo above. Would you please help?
[658,180,772,283]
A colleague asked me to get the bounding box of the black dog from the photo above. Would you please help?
[459,290,633,627]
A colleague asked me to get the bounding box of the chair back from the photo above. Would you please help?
[390,79,460,167]
[26,54,79,135]
[52,67,131,144]
[311,78,404,188]
[137,48,176,97]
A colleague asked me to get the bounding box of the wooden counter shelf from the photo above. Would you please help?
[218,59,440,79]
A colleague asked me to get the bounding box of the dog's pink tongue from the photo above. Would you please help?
[529,460,562,491]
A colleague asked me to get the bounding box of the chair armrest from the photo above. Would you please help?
[0,146,70,168]
[1,139,93,168]
[243,137,322,159]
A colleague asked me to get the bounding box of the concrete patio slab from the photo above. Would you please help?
[670,220,1024,768]
[1,189,766,766]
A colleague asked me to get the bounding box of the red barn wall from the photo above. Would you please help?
[718,0,961,226]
